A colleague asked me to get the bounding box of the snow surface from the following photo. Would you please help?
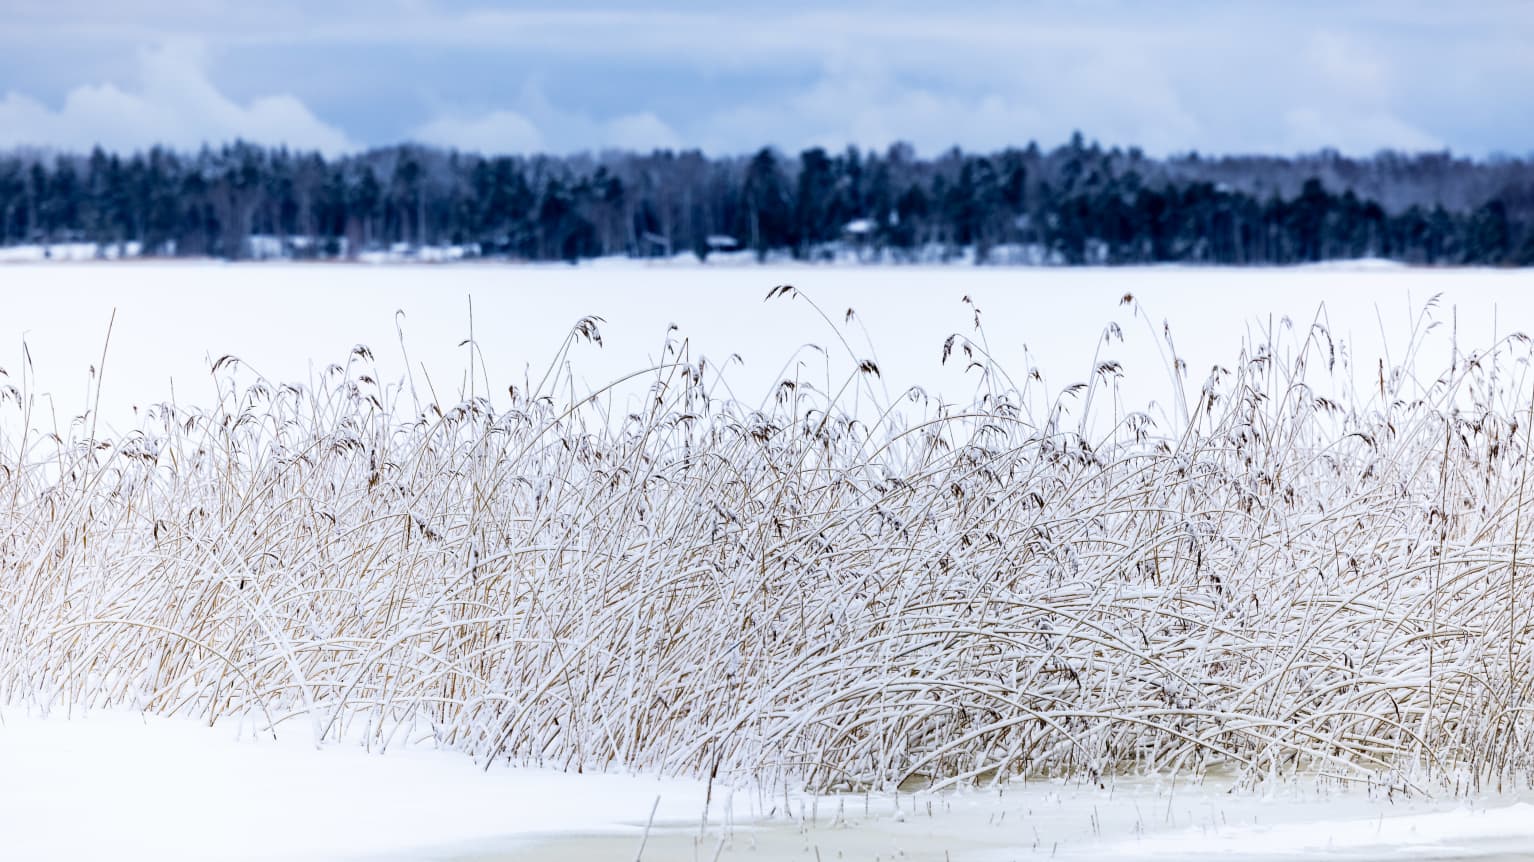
[2,261,1531,437]
[0,709,711,861]
[4,710,1533,861]
[0,242,143,262]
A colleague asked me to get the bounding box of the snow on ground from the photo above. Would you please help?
[0,709,712,861]
[2,261,1531,438]
[0,242,144,262]
[4,709,1531,862]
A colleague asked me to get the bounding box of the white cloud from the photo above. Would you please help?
[603,112,681,152]
[412,109,544,154]
[1281,107,1441,155]
[0,42,356,154]
[1265,31,1442,154]
[411,87,683,156]
[378,4,1512,157]
[693,54,1203,157]
[3,3,1528,157]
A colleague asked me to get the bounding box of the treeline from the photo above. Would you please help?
[1,135,1531,265]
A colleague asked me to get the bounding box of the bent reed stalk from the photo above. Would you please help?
[2,289,1534,797]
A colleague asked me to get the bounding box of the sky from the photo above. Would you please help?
[0,1,1530,159]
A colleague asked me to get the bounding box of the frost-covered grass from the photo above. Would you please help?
[4,279,1534,801]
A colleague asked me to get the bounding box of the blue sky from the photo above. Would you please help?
[1,1,1530,158]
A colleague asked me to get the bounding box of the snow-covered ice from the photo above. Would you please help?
[5,708,1532,861]
[2,260,1531,434]
[0,709,711,861]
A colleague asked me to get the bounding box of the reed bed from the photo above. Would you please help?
[3,289,1534,796]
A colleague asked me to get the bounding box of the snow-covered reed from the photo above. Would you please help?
[3,289,1533,796]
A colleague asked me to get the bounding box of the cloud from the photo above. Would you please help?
[1266,31,1442,154]
[0,42,356,154]
[412,109,544,153]
[693,53,1203,157]
[1280,107,1441,154]
[603,112,681,152]
[3,3,1529,157]
[373,4,1520,156]
[410,86,682,155]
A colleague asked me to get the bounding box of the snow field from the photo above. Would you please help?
[7,708,1532,861]
[0,708,713,860]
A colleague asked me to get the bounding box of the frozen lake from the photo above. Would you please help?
[3,260,1533,434]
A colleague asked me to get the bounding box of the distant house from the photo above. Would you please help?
[842,218,874,238]
[706,234,739,251]
[842,218,876,260]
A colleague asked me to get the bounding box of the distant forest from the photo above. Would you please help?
[1,134,1531,265]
